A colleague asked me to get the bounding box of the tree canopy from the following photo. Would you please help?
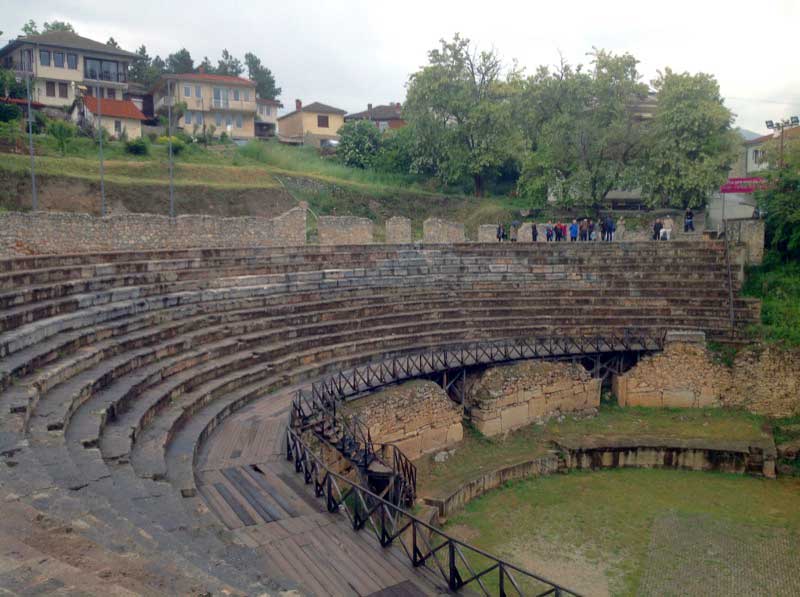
[22,20,76,35]
[166,48,194,74]
[245,52,281,99]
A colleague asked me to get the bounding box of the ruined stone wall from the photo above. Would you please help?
[317,216,374,245]
[478,225,498,243]
[346,380,463,460]
[614,336,800,418]
[423,218,465,243]
[469,361,601,436]
[0,207,306,256]
[725,219,765,265]
[385,216,412,244]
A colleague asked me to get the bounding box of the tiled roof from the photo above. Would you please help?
[278,101,346,120]
[83,96,146,120]
[1,30,138,58]
[346,104,403,121]
[745,126,800,145]
[1,96,45,109]
[161,73,256,87]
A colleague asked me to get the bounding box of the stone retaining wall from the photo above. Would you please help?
[614,334,800,417]
[317,216,374,245]
[725,219,765,265]
[423,218,465,243]
[478,225,498,243]
[345,380,463,460]
[469,361,601,436]
[0,208,307,256]
[385,216,412,244]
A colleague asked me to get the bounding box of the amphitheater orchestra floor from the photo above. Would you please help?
[195,386,444,596]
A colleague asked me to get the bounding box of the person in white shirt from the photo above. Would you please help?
[660,215,673,240]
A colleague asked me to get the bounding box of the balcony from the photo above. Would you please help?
[84,70,127,85]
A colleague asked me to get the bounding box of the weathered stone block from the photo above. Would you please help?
[385,216,412,244]
[662,389,696,408]
[500,402,529,432]
[626,391,662,407]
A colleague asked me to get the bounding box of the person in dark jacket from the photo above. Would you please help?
[684,208,695,232]
[653,218,663,241]
[605,215,615,241]
[496,223,504,242]
[546,221,554,242]
[531,222,538,242]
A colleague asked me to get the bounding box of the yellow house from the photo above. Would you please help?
[71,95,146,139]
[0,30,138,108]
[151,73,257,140]
[277,100,346,146]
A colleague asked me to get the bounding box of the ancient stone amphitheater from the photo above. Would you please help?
[0,240,760,595]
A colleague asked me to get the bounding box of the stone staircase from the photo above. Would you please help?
[0,242,760,594]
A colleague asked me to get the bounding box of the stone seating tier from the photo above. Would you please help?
[0,242,759,595]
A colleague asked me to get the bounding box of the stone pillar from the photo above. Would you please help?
[423,218,466,243]
[478,224,498,243]
[385,216,412,244]
[317,216,374,245]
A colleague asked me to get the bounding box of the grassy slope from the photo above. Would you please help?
[743,259,800,346]
[1,137,532,237]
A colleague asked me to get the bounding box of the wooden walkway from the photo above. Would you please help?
[195,388,444,596]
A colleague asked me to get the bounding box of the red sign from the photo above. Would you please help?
[720,177,767,194]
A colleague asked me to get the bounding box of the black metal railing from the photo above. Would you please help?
[286,427,581,596]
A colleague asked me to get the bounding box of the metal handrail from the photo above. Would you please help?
[286,427,582,596]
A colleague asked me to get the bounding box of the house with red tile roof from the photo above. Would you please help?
[70,95,147,139]
[151,72,258,139]
[742,126,800,174]
[345,103,405,132]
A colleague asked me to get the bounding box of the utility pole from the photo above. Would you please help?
[765,116,798,170]
[167,80,175,218]
[97,86,106,216]
[24,63,37,211]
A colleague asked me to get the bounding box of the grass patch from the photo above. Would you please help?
[445,468,800,595]
[417,405,769,497]
[743,257,800,346]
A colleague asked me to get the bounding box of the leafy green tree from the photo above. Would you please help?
[106,37,119,48]
[48,120,76,155]
[338,120,381,168]
[43,21,75,33]
[21,20,38,35]
[517,49,649,209]
[216,49,243,77]
[128,46,165,89]
[640,69,737,209]
[197,56,215,74]
[166,48,194,74]
[404,34,520,196]
[373,126,416,174]
[0,67,27,99]
[244,52,281,99]
[0,102,22,123]
[757,168,800,261]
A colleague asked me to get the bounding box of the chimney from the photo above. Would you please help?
[198,65,205,74]
[295,99,302,111]
[367,103,373,111]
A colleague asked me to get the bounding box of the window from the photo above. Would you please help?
[195,85,201,98]
[184,85,191,97]
[114,120,122,133]
[243,90,249,101]
[215,112,222,126]
[265,105,271,116]
[196,112,203,125]
[226,114,232,127]
[233,88,240,101]
[213,87,228,108]
[317,114,329,128]
[106,89,115,100]
[54,52,65,68]
[236,114,243,128]
[45,81,55,97]
[84,58,122,81]
[378,121,389,132]
[67,53,77,69]
[58,82,68,98]
[39,50,51,66]
[185,111,192,126]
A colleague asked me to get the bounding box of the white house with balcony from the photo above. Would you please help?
[151,72,258,139]
[0,30,138,108]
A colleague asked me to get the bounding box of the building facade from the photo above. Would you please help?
[277,100,346,146]
[255,97,281,137]
[70,95,146,139]
[345,103,405,131]
[151,73,257,139]
[0,30,138,108]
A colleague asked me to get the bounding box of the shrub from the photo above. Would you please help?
[125,136,149,155]
[0,103,22,123]
[219,131,229,144]
[337,120,381,169]
[156,135,186,155]
[47,120,76,155]
[0,120,22,144]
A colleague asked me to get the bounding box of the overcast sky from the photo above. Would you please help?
[3,0,799,133]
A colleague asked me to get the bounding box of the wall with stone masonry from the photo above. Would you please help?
[317,216,374,245]
[614,335,800,418]
[724,219,765,265]
[478,225,498,243]
[423,218,465,243]
[345,380,463,460]
[385,216,412,244]
[469,361,601,436]
[0,208,306,256]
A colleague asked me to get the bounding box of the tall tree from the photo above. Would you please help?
[517,49,649,209]
[128,45,165,89]
[43,21,75,33]
[244,52,280,99]
[166,48,194,74]
[106,37,119,48]
[216,49,243,77]
[640,69,737,209]
[197,56,215,74]
[21,20,38,35]
[404,34,520,196]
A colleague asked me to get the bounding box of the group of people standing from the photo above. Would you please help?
[496,215,617,243]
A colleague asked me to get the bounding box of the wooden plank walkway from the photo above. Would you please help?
[196,387,445,596]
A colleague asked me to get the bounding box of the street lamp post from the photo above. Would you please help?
[97,86,106,216]
[21,64,37,210]
[167,81,175,218]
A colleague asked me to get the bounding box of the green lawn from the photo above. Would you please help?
[445,469,800,596]
[416,405,770,497]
